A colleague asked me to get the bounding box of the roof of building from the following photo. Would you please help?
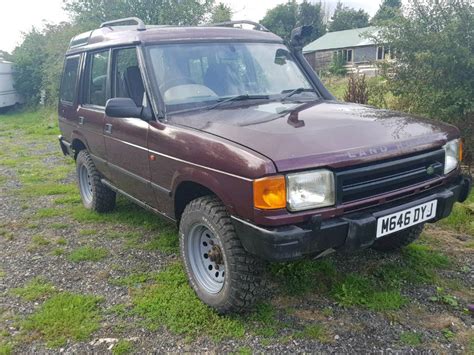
[303,26,380,54]
[66,23,282,55]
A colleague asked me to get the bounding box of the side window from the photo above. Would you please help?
[60,56,80,103]
[84,50,109,107]
[113,47,144,106]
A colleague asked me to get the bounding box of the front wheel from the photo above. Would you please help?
[179,196,264,314]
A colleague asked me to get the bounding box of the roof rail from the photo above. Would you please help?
[207,20,268,32]
[100,17,146,31]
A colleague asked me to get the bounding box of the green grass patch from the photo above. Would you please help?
[54,195,81,205]
[270,258,337,295]
[126,230,179,254]
[132,263,245,340]
[50,222,69,230]
[51,248,65,256]
[22,292,102,348]
[10,277,56,301]
[68,246,108,262]
[399,331,422,346]
[35,208,64,218]
[79,229,98,236]
[332,274,407,311]
[110,272,157,287]
[112,339,133,355]
[247,303,280,337]
[0,342,12,355]
[297,324,331,343]
[0,270,5,279]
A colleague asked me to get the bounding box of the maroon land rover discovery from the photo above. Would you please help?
[58,18,471,313]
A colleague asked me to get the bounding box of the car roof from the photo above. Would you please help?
[66,25,283,55]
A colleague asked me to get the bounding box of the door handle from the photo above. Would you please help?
[78,116,85,125]
[104,123,113,134]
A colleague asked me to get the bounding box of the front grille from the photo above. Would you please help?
[335,149,445,204]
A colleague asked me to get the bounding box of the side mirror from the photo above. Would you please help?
[105,98,143,119]
[290,25,313,51]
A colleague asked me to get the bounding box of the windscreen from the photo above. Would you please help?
[146,42,317,112]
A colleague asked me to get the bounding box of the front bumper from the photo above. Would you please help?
[232,175,472,261]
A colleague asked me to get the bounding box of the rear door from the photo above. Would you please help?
[58,55,81,140]
[77,49,110,178]
[103,46,154,205]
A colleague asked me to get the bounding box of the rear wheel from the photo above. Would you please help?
[179,196,264,314]
[76,150,116,212]
[371,224,424,252]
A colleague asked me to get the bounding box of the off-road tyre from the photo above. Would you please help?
[76,150,116,212]
[371,224,424,252]
[179,196,264,314]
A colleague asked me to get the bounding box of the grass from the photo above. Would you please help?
[439,193,474,235]
[112,339,133,355]
[68,246,108,262]
[110,272,158,287]
[10,277,56,301]
[297,324,331,343]
[132,263,245,340]
[400,331,423,346]
[22,292,102,348]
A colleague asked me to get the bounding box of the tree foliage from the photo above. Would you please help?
[63,0,215,28]
[377,0,474,162]
[211,2,232,23]
[328,1,370,32]
[261,0,325,44]
[371,0,402,24]
[0,50,13,61]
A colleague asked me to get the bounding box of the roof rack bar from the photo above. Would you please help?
[100,17,146,31]
[207,20,269,32]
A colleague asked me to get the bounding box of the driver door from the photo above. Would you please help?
[103,46,155,206]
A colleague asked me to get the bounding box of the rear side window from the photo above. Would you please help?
[84,50,110,107]
[60,56,80,103]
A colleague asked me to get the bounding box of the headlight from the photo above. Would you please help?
[287,169,335,211]
[443,139,461,174]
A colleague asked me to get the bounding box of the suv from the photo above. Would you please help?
[58,18,471,313]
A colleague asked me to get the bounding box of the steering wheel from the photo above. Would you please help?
[159,77,198,93]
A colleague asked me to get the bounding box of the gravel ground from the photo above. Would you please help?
[0,115,473,353]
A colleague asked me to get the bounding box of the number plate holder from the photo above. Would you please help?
[376,200,438,238]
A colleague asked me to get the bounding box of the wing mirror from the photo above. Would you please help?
[290,25,313,51]
[105,98,143,119]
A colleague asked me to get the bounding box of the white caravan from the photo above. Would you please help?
[0,60,23,109]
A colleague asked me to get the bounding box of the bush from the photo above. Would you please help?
[329,51,347,76]
[344,74,369,104]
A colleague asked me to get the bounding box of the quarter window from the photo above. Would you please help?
[84,50,109,107]
[60,56,79,103]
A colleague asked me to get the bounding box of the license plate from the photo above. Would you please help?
[376,200,438,238]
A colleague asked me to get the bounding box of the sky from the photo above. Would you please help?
[0,0,382,53]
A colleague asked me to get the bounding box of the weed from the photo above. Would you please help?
[51,248,65,256]
[248,303,279,337]
[112,339,133,355]
[429,287,459,308]
[399,331,422,346]
[68,246,108,262]
[0,270,4,279]
[22,292,102,347]
[132,263,245,340]
[10,277,56,301]
[56,238,67,245]
[442,328,455,342]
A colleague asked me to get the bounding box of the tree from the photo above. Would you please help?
[0,50,13,61]
[328,1,370,32]
[376,0,474,162]
[211,2,232,23]
[371,0,402,24]
[261,0,325,44]
[63,0,215,28]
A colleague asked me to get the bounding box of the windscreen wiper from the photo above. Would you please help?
[208,94,270,110]
[280,87,317,101]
